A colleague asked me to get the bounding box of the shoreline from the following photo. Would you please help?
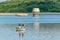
[0,12,60,16]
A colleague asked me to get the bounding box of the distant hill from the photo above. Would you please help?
[0,0,60,12]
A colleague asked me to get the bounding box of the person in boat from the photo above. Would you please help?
[33,13,40,17]
[16,24,21,32]
[19,24,25,37]
[16,24,25,37]
[33,14,35,17]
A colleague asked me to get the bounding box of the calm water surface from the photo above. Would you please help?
[0,14,60,23]
[0,14,60,40]
[0,23,60,40]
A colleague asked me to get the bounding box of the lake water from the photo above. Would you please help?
[0,14,60,23]
[0,14,60,40]
[0,23,60,40]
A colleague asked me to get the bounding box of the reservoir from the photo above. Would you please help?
[0,13,60,40]
[0,14,60,23]
[0,23,60,40]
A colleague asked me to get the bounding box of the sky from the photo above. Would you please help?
[0,0,6,2]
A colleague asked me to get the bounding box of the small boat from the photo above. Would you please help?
[19,28,25,31]
[33,14,40,17]
[16,13,28,16]
[16,26,25,32]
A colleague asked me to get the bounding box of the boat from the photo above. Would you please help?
[19,28,25,31]
[16,26,25,31]
[16,13,28,16]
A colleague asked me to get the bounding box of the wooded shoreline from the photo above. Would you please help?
[0,12,60,16]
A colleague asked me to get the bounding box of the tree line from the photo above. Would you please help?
[0,0,60,12]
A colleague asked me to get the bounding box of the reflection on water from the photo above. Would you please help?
[0,23,60,40]
[33,23,40,30]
